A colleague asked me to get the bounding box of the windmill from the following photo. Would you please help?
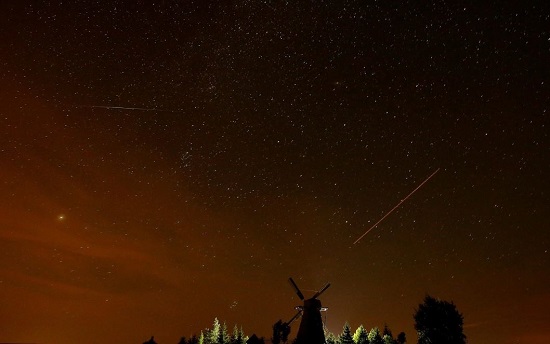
[286,277,330,344]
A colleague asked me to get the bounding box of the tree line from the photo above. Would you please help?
[175,318,249,344]
[145,295,466,344]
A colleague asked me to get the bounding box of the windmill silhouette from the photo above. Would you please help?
[286,277,330,344]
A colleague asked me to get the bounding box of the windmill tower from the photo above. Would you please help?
[287,277,330,344]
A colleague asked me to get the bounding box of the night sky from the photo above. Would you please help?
[1,1,549,344]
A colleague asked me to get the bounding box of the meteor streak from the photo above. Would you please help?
[353,168,440,245]
[77,105,184,112]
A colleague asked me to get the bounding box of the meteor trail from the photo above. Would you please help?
[77,105,184,112]
[353,168,440,245]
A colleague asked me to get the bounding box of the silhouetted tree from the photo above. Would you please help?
[281,323,291,343]
[414,295,466,344]
[396,332,406,344]
[339,323,354,344]
[353,325,369,344]
[179,336,188,344]
[272,319,292,344]
[189,335,199,344]
[272,320,283,344]
[143,336,157,344]
[368,328,383,344]
[246,334,264,344]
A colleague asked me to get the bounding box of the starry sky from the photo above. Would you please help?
[1,1,549,344]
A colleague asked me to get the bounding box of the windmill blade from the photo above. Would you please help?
[285,310,303,325]
[288,277,305,300]
[311,282,331,299]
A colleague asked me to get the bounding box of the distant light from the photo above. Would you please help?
[58,214,65,221]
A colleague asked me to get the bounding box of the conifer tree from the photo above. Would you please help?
[382,334,397,344]
[231,325,240,344]
[325,331,338,344]
[199,331,206,344]
[368,327,383,344]
[353,325,369,344]
[210,318,221,344]
[339,323,354,344]
[230,325,247,344]
[219,322,229,344]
